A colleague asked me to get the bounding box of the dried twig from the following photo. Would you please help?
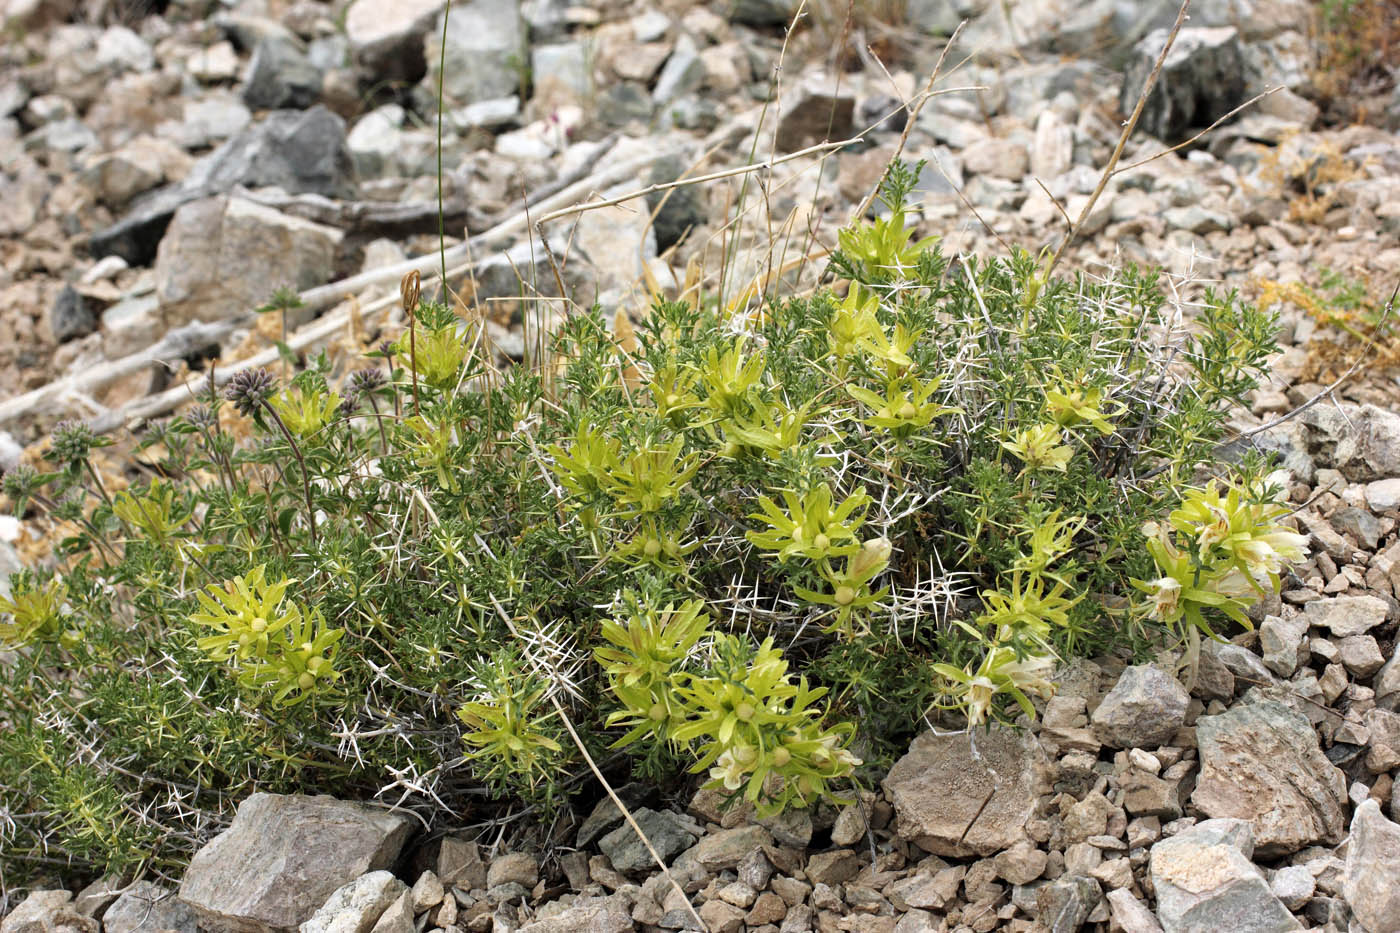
[1046,0,1191,275]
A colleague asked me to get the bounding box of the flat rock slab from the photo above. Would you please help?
[178,793,415,933]
[1150,818,1300,933]
[1192,700,1346,857]
[883,727,1051,857]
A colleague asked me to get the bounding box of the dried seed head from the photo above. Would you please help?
[400,269,421,317]
[50,420,96,464]
[187,405,218,429]
[223,368,276,416]
[348,367,386,396]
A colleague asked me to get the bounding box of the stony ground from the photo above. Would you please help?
[5,0,1400,929]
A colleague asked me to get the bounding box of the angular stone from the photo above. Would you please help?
[178,793,415,933]
[1344,800,1400,933]
[365,894,411,933]
[1304,595,1389,637]
[2,892,73,933]
[1338,634,1385,678]
[103,883,197,933]
[1034,876,1101,932]
[1193,700,1346,856]
[1105,889,1163,933]
[90,106,353,266]
[1122,26,1245,141]
[1150,819,1299,933]
[425,0,523,107]
[515,895,634,933]
[437,836,487,889]
[993,840,1047,885]
[409,871,443,912]
[299,872,406,933]
[1031,110,1073,179]
[1091,665,1190,748]
[487,852,539,889]
[883,726,1050,857]
[154,195,342,327]
[598,807,696,872]
[1367,708,1400,775]
[962,137,1030,181]
[243,38,322,111]
[685,824,773,871]
[1260,615,1309,677]
[774,80,855,153]
[345,0,445,83]
[48,284,96,343]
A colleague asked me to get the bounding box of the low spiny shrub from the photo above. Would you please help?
[0,164,1301,886]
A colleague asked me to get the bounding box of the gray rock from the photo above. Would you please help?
[96,25,154,73]
[486,852,539,889]
[243,38,323,111]
[774,79,855,153]
[907,0,961,35]
[1339,634,1385,678]
[883,726,1050,857]
[299,872,406,933]
[154,195,342,327]
[515,895,633,933]
[1104,889,1163,933]
[435,836,487,889]
[346,105,405,177]
[1122,26,1245,142]
[72,877,122,918]
[103,883,197,933]
[1259,615,1309,677]
[598,807,696,872]
[1034,876,1101,932]
[652,35,703,107]
[1193,700,1346,856]
[1365,477,1400,512]
[345,0,445,84]
[178,793,414,933]
[48,284,96,343]
[644,154,706,253]
[1269,865,1315,911]
[1331,507,1382,550]
[1031,110,1073,179]
[532,42,590,98]
[1377,649,1400,711]
[1304,595,1389,637]
[681,824,773,871]
[962,137,1030,180]
[425,0,523,108]
[1,892,73,933]
[727,0,796,26]
[448,96,520,131]
[1150,818,1300,933]
[1207,642,1275,687]
[1091,665,1189,748]
[365,894,411,933]
[91,106,353,266]
[1344,800,1400,933]
[1304,403,1400,483]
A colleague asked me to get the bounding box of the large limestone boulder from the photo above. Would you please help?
[1344,800,1400,933]
[1192,700,1346,856]
[883,727,1051,857]
[1150,818,1300,933]
[154,195,342,327]
[178,794,415,933]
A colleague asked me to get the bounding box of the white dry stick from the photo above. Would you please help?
[489,595,708,933]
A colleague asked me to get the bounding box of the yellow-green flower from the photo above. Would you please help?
[1002,423,1073,473]
[268,386,341,438]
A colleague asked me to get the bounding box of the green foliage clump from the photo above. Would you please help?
[0,163,1300,887]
